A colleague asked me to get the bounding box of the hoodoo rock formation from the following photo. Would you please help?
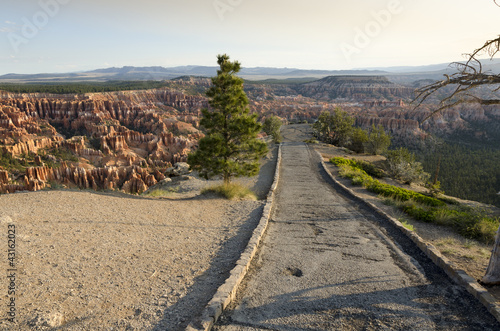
[2,76,498,195]
[0,88,204,194]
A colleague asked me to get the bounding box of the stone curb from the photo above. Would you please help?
[186,144,283,330]
[316,151,500,323]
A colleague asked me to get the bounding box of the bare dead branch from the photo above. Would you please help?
[412,36,500,119]
[421,97,500,122]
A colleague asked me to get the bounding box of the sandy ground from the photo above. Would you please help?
[0,147,277,330]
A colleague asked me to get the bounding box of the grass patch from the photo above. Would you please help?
[331,157,384,178]
[400,220,414,231]
[144,188,178,197]
[202,183,257,200]
[477,248,491,258]
[463,239,476,249]
[368,181,445,207]
[441,248,456,255]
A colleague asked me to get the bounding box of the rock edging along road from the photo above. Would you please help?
[212,134,499,329]
[186,145,283,331]
[315,150,500,323]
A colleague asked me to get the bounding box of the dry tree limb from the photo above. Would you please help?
[412,36,500,121]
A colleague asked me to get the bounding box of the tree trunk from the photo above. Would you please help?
[223,173,230,186]
[482,227,500,285]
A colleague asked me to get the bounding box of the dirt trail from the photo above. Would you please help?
[215,125,499,330]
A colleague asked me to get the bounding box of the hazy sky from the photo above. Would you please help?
[1,0,499,74]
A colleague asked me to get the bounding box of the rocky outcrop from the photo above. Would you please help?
[351,103,500,142]
[296,76,414,101]
[0,88,205,195]
[0,170,9,185]
[0,163,168,194]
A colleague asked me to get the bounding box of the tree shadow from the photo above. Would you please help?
[218,277,498,330]
[150,205,264,331]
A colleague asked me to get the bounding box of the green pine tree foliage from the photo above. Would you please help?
[187,54,268,184]
[349,127,369,153]
[312,108,354,146]
[365,124,391,155]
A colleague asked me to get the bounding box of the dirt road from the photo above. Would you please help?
[214,125,499,330]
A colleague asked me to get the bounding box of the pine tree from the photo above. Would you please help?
[188,54,268,184]
[365,124,391,155]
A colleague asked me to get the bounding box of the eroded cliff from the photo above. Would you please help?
[0,88,204,194]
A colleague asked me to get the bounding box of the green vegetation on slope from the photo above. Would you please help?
[331,157,499,244]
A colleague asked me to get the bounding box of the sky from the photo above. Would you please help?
[0,0,499,75]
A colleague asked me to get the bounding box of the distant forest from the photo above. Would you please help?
[0,81,171,94]
[417,141,500,208]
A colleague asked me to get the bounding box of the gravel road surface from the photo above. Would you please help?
[214,125,499,330]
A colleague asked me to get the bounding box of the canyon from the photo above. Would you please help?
[1,75,499,195]
[0,88,205,194]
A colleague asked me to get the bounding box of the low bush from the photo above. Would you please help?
[202,183,257,200]
[401,204,436,223]
[367,180,445,207]
[400,220,415,231]
[331,157,384,178]
[337,165,374,187]
[387,197,499,244]
[144,188,177,197]
[385,148,430,184]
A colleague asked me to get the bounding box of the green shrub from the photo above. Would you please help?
[401,204,436,223]
[454,211,499,244]
[332,155,499,244]
[337,164,374,187]
[367,180,445,207]
[400,220,415,231]
[331,157,384,178]
[432,208,458,226]
[313,109,354,146]
[0,149,26,172]
[385,148,430,184]
[396,198,499,244]
[262,115,283,144]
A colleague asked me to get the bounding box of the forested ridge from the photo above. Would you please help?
[0,81,171,94]
[418,141,500,208]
